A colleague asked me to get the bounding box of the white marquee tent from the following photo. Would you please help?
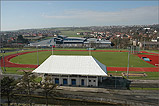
[33,55,107,76]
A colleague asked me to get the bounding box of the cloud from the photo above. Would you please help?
[42,6,158,25]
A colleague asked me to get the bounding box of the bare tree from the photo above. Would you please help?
[16,71,37,106]
[40,76,57,106]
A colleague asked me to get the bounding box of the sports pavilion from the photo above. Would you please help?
[33,55,107,87]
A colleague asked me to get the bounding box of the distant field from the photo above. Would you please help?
[10,51,155,67]
[60,29,92,37]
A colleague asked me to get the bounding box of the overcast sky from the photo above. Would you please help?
[1,1,158,31]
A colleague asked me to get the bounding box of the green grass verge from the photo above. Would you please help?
[146,50,159,53]
[138,53,155,55]
[10,51,155,67]
[1,67,35,75]
[130,87,159,90]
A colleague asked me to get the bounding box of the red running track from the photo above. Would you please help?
[137,51,159,67]
[0,50,159,72]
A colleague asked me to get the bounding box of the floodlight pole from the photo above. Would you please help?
[52,45,53,55]
[89,42,91,56]
[63,39,64,48]
[0,54,1,74]
[2,50,6,72]
[89,49,91,56]
[37,46,39,66]
[127,47,130,79]
[143,38,145,50]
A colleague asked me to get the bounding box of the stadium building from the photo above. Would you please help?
[33,55,107,87]
[29,35,112,48]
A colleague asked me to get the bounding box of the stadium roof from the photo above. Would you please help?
[33,55,107,76]
[29,38,55,46]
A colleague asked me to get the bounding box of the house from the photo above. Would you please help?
[33,55,107,87]
[139,42,159,50]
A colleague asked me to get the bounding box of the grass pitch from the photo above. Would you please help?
[2,49,158,80]
[10,50,155,67]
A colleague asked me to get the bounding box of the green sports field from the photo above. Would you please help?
[2,48,159,80]
[10,51,155,67]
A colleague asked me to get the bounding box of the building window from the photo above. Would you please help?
[81,79,84,85]
[63,79,67,85]
[94,80,96,82]
[55,78,59,84]
[89,80,91,82]
[71,79,76,85]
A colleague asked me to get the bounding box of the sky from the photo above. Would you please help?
[1,1,159,31]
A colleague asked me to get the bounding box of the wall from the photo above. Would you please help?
[43,75,99,87]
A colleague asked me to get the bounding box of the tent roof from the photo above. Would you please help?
[33,55,107,76]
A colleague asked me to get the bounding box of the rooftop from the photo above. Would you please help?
[33,55,107,76]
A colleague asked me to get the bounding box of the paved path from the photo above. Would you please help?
[0,50,159,72]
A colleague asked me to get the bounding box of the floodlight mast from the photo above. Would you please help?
[89,43,91,56]
[0,46,6,72]
[0,47,6,72]
[52,45,53,55]
[127,47,130,79]
[37,45,39,66]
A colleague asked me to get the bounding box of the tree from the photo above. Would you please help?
[89,40,96,48]
[17,35,29,44]
[1,77,16,106]
[16,71,37,105]
[120,38,131,49]
[111,38,120,49]
[40,76,57,106]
